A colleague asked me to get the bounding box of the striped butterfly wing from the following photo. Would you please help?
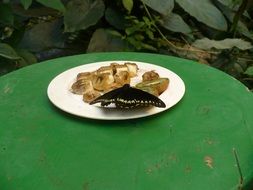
[89,85,126,106]
[89,84,166,108]
[115,85,166,108]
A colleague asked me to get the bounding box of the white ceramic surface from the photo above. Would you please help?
[47,61,185,120]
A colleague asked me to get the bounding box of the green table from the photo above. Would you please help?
[0,52,253,190]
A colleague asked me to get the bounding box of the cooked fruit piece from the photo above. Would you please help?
[83,90,101,103]
[110,63,120,75]
[76,72,93,81]
[135,78,169,95]
[142,70,159,81]
[125,62,138,77]
[71,79,93,95]
[135,86,159,97]
[92,73,115,91]
[114,71,130,86]
[97,66,113,75]
[114,65,129,75]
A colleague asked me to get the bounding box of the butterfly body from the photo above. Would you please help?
[89,84,166,108]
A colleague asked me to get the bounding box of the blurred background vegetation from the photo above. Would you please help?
[0,0,253,90]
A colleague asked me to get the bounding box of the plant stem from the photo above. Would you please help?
[230,0,249,36]
[141,1,218,55]
[233,148,244,190]
[141,2,177,49]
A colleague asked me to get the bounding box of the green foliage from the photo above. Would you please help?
[142,0,174,15]
[36,0,65,12]
[244,66,253,76]
[20,0,65,11]
[217,0,242,9]
[20,0,33,10]
[0,0,253,90]
[19,20,64,52]
[123,15,158,51]
[0,43,20,59]
[64,0,105,32]
[0,3,14,25]
[161,13,191,34]
[87,28,130,52]
[122,0,133,13]
[175,0,227,31]
[193,38,253,50]
[105,7,126,30]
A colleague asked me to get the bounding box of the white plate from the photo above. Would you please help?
[47,61,185,120]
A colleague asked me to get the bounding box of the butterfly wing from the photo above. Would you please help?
[115,86,166,108]
[89,85,126,106]
[89,84,166,108]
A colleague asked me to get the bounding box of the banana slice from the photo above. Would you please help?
[92,73,115,91]
[71,79,93,95]
[125,62,138,77]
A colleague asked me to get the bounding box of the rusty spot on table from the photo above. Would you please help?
[145,153,179,175]
[204,138,215,145]
[83,182,89,190]
[185,166,192,173]
[204,156,214,169]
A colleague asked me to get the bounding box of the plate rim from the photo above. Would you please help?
[47,60,185,120]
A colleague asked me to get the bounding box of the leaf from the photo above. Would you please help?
[16,49,37,67]
[193,38,253,50]
[220,0,251,18]
[0,3,14,25]
[64,0,105,33]
[126,36,157,51]
[244,66,253,76]
[18,19,64,52]
[161,13,191,34]
[125,22,145,35]
[0,43,20,60]
[236,22,253,41]
[20,0,33,10]
[146,30,154,40]
[127,36,142,49]
[142,0,174,15]
[0,58,16,76]
[122,0,133,13]
[87,28,130,52]
[36,0,65,12]
[215,2,253,40]
[216,0,242,9]
[105,7,127,30]
[140,43,157,51]
[175,0,227,31]
[106,29,122,37]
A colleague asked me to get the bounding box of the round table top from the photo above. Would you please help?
[0,52,253,190]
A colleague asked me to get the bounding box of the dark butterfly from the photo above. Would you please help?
[89,84,166,108]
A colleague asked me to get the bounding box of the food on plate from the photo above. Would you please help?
[142,70,160,81]
[71,79,93,95]
[135,78,169,95]
[114,71,130,86]
[89,84,166,108]
[97,66,113,75]
[71,62,139,103]
[70,62,169,106]
[92,73,115,91]
[76,72,93,81]
[83,90,101,103]
[124,62,138,77]
[113,64,129,75]
[135,86,159,97]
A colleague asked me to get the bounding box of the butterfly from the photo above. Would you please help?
[89,84,166,108]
